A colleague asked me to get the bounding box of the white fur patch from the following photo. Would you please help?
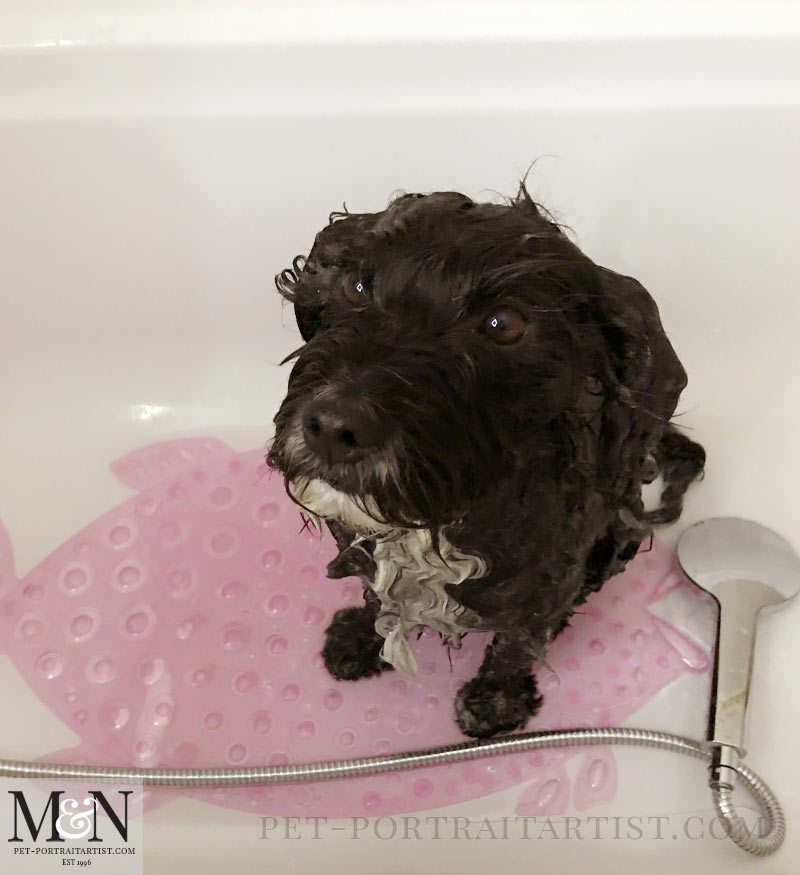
[290,477,395,535]
[288,478,486,677]
[369,529,486,677]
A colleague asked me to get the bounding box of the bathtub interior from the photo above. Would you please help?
[1,11,800,873]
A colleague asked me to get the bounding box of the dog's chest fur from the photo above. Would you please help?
[290,476,487,676]
[364,530,486,677]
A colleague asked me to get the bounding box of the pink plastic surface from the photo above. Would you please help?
[0,438,711,817]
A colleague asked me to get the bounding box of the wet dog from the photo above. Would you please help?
[268,184,705,738]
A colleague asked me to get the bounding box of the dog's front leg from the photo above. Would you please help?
[322,587,395,681]
[455,630,543,738]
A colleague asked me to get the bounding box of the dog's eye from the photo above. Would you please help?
[482,308,528,345]
[340,273,369,305]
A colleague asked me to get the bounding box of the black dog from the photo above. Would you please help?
[268,184,705,738]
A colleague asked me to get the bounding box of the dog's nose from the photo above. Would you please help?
[302,398,387,464]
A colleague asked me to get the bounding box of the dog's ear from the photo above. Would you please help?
[592,267,687,424]
[294,298,323,342]
[577,267,704,558]
[275,249,341,343]
[275,253,317,340]
[276,212,377,342]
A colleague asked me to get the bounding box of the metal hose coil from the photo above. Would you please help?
[0,727,783,856]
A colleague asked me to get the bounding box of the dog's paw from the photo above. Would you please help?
[455,673,542,738]
[322,606,394,681]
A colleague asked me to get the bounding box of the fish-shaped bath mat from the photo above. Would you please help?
[0,438,711,817]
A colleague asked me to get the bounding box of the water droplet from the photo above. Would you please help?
[266,593,289,614]
[108,524,134,547]
[227,744,247,764]
[536,779,561,810]
[338,729,355,747]
[135,738,153,761]
[192,668,212,688]
[220,580,245,600]
[124,607,155,638]
[303,606,324,625]
[234,672,258,693]
[281,683,300,702]
[36,650,64,679]
[261,550,281,569]
[222,623,250,651]
[266,634,287,655]
[362,792,381,811]
[588,758,607,789]
[296,720,316,740]
[86,657,118,684]
[114,563,144,592]
[167,566,196,598]
[69,612,96,641]
[60,564,91,595]
[176,619,195,640]
[107,707,130,730]
[18,617,43,639]
[413,779,433,798]
[395,712,414,733]
[251,711,272,735]
[23,583,44,600]
[323,690,343,711]
[204,712,224,730]
[139,658,165,685]
[153,701,173,726]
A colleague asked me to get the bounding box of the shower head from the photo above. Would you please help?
[678,517,800,603]
[677,517,800,786]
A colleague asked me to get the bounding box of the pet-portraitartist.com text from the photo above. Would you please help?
[258,815,766,842]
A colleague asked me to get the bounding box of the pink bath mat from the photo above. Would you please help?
[0,438,711,817]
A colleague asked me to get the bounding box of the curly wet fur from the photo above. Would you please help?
[322,593,395,681]
[268,182,705,737]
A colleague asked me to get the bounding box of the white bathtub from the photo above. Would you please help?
[1,3,799,872]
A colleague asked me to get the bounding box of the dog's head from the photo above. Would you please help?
[268,185,687,541]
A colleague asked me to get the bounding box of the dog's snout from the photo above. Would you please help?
[302,398,387,463]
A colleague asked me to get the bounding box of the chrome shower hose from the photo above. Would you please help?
[0,726,784,856]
